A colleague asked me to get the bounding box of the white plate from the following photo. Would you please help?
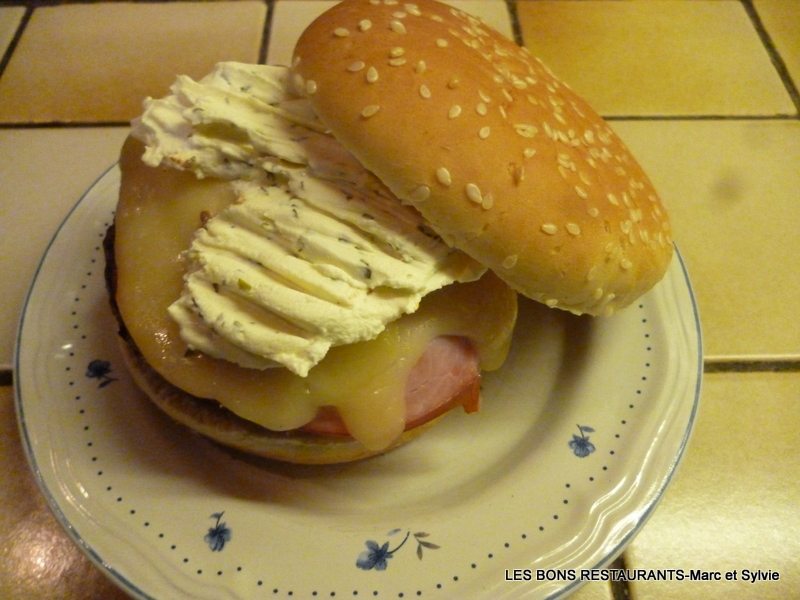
[15,165,702,600]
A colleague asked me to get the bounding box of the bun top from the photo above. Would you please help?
[291,0,672,315]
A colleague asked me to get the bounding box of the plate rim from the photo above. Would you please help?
[13,163,703,600]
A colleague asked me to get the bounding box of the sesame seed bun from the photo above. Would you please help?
[291,0,672,315]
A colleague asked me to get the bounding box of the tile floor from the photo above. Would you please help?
[1,1,798,598]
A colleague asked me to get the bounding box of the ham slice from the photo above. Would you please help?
[301,335,480,436]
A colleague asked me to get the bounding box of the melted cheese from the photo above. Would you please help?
[116,137,517,450]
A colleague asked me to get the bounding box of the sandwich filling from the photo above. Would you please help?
[132,62,484,377]
[121,62,518,451]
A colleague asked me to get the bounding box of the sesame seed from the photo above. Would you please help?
[361,105,381,118]
[436,167,452,186]
[607,193,620,206]
[476,102,488,116]
[478,89,491,103]
[305,80,317,95]
[479,126,491,139]
[523,147,536,159]
[502,88,513,103]
[621,220,632,234]
[390,47,405,57]
[393,10,407,18]
[575,186,588,199]
[436,38,448,47]
[419,84,431,98]
[388,58,407,66]
[347,61,366,72]
[334,27,350,37]
[405,3,421,16]
[499,106,508,119]
[415,60,427,74]
[513,124,538,138]
[411,185,430,202]
[566,223,581,235]
[579,171,592,186]
[502,255,518,269]
[587,266,597,281]
[447,77,460,89]
[620,258,633,270]
[390,19,406,34]
[593,287,604,300]
[465,183,483,204]
[448,105,462,119]
[366,67,379,83]
[541,223,558,235]
[545,298,559,308]
[359,19,372,31]
[482,193,494,209]
[588,207,599,217]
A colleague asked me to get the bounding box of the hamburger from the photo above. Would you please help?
[106,0,672,464]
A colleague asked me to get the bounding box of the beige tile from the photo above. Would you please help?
[267,0,513,66]
[754,0,800,91]
[0,6,25,56]
[268,0,337,65]
[625,372,800,599]
[612,119,800,361]
[0,127,130,368]
[516,0,795,117]
[0,387,131,599]
[0,1,267,124]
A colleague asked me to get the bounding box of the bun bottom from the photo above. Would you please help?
[116,334,443,464]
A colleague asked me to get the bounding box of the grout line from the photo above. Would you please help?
[604,113,799,122]
[741,0,800,116]
[0,5,32,81]
[608,554,631,600]
[258,0,275,65]
[704,360,800,373]
[505,0,523,48]
[0,370,12,387]
[0,121,131,129]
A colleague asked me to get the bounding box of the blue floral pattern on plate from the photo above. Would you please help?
[204,512,232,552]
[569,425,596,457]
[85,359,117,388]
[356,529,439,571]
